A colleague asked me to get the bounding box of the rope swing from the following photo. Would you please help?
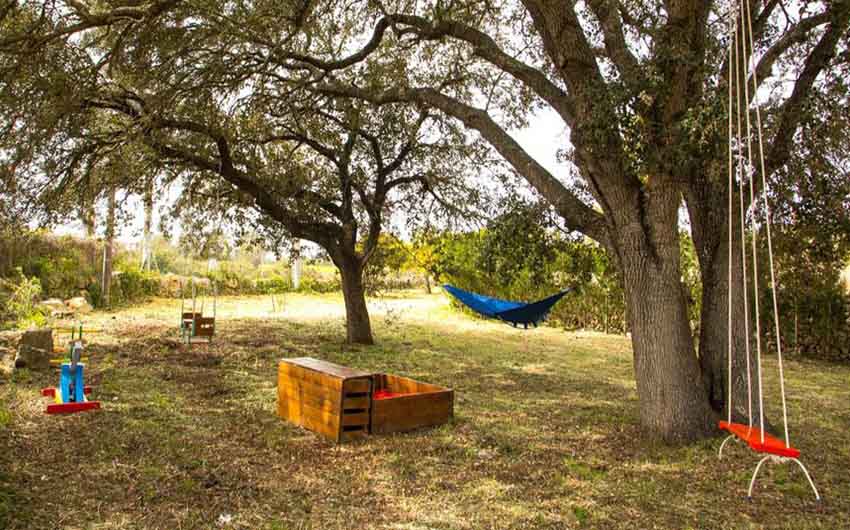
[178,168,223,345]
[717,0,819,501]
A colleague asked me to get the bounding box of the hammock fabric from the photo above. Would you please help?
[443,284,571,328]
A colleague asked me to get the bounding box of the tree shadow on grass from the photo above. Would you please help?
[3,308,848,529]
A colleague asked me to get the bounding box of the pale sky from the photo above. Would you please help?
[55,106,571,249]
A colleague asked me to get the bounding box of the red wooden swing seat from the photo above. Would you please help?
[719,421,800,458]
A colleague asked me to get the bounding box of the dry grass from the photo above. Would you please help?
[1,291,848,529]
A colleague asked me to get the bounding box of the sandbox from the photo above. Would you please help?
[277,357,453,442]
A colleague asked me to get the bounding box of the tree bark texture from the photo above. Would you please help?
[291,239,302,290]
[688,182,766,427]
[338,259,373,345]
[616,186,717,441]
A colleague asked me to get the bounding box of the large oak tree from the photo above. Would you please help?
[283,0,849,440]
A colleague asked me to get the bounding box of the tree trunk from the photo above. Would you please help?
[140,177,154,271]
[82,202,97,267]
[687,180,767,428]
[82,206,96,239]
[424,274,431,294]
[102,187,116,307]
[616,185,717,442]
[622,251,717,442]
[291,239,302,290]
[338,260,374,344]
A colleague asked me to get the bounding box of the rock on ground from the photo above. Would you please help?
[39,298,67,314]
[14,328,53,371]
[65,297,93,314]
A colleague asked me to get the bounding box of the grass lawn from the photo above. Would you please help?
[1,291,848,529]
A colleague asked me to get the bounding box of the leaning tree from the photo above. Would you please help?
[0,0,487,344]
[275,0,848,440]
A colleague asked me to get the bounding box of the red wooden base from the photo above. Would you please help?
[719,421,800,458]
[46,401,100,414]
[42,387,99,415]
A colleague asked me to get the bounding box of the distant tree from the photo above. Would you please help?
[140,174,156,271]
[476,198,563,299]
[103,185,116,307]
[408,229,441,294]
[361,234,409,293]
[763,88,850,358]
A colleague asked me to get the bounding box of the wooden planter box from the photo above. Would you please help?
[371,374,454,435]
[277,357,373,443]
[277,358,454,442]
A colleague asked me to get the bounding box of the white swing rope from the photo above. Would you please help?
[726,10,734,426]
[742,0,791,448]
[738,0,768,445]
[730,8,755,430]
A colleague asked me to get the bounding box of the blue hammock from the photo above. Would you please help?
[443,284,572,328]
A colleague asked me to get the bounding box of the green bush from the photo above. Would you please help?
[0,271,48,328]
[761,267,850,362]
[297,267,340,293]
[112,270,160,304]
[206,266,258,295]
[362,235,425,294]
[87,281,103,308]
[255,275,291,294]
[754,221,850,362]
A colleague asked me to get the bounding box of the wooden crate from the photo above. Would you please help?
[277,357,373,443]
[371,374,454,435]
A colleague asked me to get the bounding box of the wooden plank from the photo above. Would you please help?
[277,382,341,414]
[341,411,370,427]
[277,393,341,442]
[371,393,453,423]
[277,358,382,443]
[195,317,215,336]
[286,409,340,442]
[277,377,340,401]
[377,373,445,394]
[283,357,373,381]
[371,410,451,434]
[279,360,343,390]
[342,377,372,394]
[342,410,369,427]
[342,396,370,410]
[371,390,454,435]
[277,364,345,442]
[278,369,343,400]
[372,403,452,425]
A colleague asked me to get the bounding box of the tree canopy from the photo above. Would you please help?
[1,0,493,343]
